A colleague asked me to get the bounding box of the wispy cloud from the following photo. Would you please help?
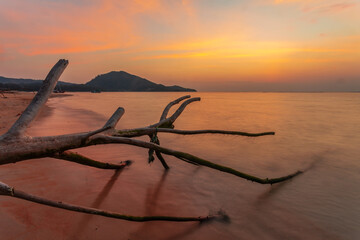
[303,1,357,13]
[0,0,169,55]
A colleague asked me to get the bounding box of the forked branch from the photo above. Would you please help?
[160,95,191,120]
[149,97,200,128]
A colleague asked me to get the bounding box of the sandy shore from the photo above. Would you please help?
[0,92,73,135]
[0,92,35,135]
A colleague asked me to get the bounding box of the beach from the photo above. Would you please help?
[0,92,35,135]
[0,92,72,135]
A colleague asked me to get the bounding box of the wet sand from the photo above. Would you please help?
[0,92,35,135]
[0,92,72,135]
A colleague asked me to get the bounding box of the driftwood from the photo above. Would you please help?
[0,59,302,223]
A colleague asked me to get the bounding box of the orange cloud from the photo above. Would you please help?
[0,0,169,55]
[303,1,357,13]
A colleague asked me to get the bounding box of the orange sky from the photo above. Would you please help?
[0,0,359,91]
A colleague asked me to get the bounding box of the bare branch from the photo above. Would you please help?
[103,107,125,130]
[149,97,201,128]
[89,136,302,184]
[166,97,200,124]
[155,150,170,169]
[153,129,275,137]
[160,95,191,121]
[52,151,132,169]
[3,59,68,138]
[115,128,275,138]
[85,126,112,138]
[0,182,223,222]
[0,131,112,164]
[148,133,170,169]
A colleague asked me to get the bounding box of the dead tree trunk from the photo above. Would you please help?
[0,59,302,222]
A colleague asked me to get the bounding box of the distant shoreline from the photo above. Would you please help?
[0,92,73,135]
[1,92,34,135]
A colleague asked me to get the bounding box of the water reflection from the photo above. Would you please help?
[70,168,125,239]
[1,92,359,239]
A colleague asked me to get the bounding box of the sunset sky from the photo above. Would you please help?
[0,0,359,91]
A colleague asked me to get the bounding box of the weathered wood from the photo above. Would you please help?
[0,182,223,222]
[148,95,193,170]
[149,97,200,129]
[2,59,68,139]
[103,107,125,130]
[89,135,302,184]
[160,95,190,120]
[115,127,275,138]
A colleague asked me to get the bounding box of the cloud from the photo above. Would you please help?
[0,0,224,56]
[0,0,168,55]
[271,0,357,14]
[303,1,357,13]
[0,0,359,89]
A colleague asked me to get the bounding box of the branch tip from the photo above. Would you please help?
[160,95,192,120]
[103,107,125,129]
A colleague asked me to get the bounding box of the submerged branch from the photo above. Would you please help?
[155,150,170,169]
[89,136,302,184]
[148,133,170,169]
[0,182,221,222]
[115,128,275,138]
[153,129,275,137]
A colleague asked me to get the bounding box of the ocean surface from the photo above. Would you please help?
[1,92,359,240]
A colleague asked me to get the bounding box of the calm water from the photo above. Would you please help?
[1,92,359,240]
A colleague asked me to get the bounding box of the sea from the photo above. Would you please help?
[0,92,359,240]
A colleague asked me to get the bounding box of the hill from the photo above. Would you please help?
[0,76,91,92]
[85,71,196,92]
[0,71,196,92]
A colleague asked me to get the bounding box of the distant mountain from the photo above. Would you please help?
[0,76,91,92]
[85,71,196,92]
[0,76,40,85]
[0,71,196,92]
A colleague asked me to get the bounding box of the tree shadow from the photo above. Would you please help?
[69,168,124,239]
[130,170,206,240]
[144,171,168,215]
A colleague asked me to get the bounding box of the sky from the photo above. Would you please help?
[0,0,359,91]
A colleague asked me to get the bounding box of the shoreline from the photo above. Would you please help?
[0,92,73,135]
[0,92,35,135]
